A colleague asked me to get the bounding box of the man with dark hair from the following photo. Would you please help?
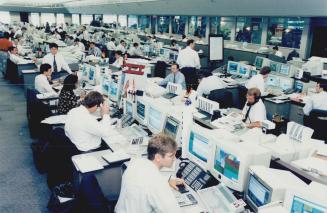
[128,42,143,56]
[116,134,183,213]
[246,66,271,95]
[272,45,283,57]
[116,39,126,54]
[73,38,85,51]
[88,42,102,57]
[0,32,13,51]
[197,72,227,97]
[242,87,267,129]
[42,42,72,78]
[65,91,111,152]
[34,63,57,95]
[106,37,116,51]
[176,39,200,89]
[158,63,186,89]
[112,50,124,68]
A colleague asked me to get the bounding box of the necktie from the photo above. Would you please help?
[53,55,58,73]
[173,74,176,83]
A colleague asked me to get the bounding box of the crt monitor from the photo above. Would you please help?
[124,99,134,115]
[269,62,281,73]
[239,64,250,77]
[88,65,96,85]
[186,125,211,170]
[108,81,118,101]
[246,173,272,210]
[163,116,180,140]
[250,69,258,77]
[135,97,148,125]
[159,48,165,56]
[279,78,294,91]
[102,78,110,95]
[279,64,290,76]
[169,52,175,61]
[266,75,280,87]
[294,81,303,93]
[254,56,264,69]
[227,61,239,74]
[147,101,167,134]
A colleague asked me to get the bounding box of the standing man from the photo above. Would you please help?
[116,134,183,213]
[176,39,200,89]
[42,43,72,79]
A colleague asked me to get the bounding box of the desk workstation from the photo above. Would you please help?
[1,7,327,213]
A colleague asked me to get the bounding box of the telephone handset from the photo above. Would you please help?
[121,113,135,128]
[176,161,218,192]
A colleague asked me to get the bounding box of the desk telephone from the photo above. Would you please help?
[176,161,218,192]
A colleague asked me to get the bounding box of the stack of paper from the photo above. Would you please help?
[41,115,67,124]
[72,156,103,173]
[102,151,130,164]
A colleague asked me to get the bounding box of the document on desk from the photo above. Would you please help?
[41,115,67,124]
[102,150,130,164]
[291,157,327,176]
[72,156,104,173]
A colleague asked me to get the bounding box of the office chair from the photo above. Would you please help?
[208,89,233,109]
[304,109,327,143]
[5,58,19,83]
[154,61,168,78]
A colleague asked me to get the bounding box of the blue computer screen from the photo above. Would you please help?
[247,175,270,207]
[214,147,240,180]
[164,117,179,138]
[295,81,303,92]
[137,101,145,119]
[188,131,209,163]
[169,53,175,61]
[82,65,88,77]
[148,106,162,132]
[126,101,133,114]
[291,196,327,213]
[159,48,165,55]
[255,57,263,68]
[270,62,280,72]
[251,70,258,77]
[239,65,249,75]
[280,64,290,75]
[228,62,239,74]
[89,68,95,81]
[109,82,118,97]
[102,81,109,94]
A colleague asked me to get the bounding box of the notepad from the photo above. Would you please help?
[41,115,67,124]
[102,151,131,164]
[72,156,103,173]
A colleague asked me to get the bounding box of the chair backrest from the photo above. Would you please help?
[208,88,233,109]
[154,61,167,78]
[6,58,18,81]
[49,128,79,158]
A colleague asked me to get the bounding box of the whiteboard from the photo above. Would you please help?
[209,36,223,61]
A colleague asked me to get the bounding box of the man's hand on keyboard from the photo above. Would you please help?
[169,178,186,191]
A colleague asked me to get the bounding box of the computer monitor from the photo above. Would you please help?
[147,101,167,134]
[254,56,264,69]
[123,98,134,116]
[169,52,175,61]
[279,78,294,91]
[108,81,119,101]
[185,124,211,170]
[209,141,271,192]
[227,61,239,74]
[238,64,250,78]
[250,69,258,77]
[266,75,280,87]
[269,62,281,73]
[163,116,181,143]
[279,64,290,76]
[88,65,96,85]
[101,77,110,95]
[284,190,327,213]
[294,80,303,93]
[159,48,165,56]
[135,96,148,126]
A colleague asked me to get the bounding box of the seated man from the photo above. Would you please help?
[246,66,271,96]
[73,38,85,52]
[88,42,102,57]
[34,63,57,95]
[128,42,143,56]
[65,91,111,152]
[42,42,72,79]
[242,88,267,129]
[116,134,183,213]
[112,50,124,68]
[196,73,227,97]
[8,46,32,64]
[158,63,186,90]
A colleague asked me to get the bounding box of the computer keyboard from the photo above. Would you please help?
[162,92,178,99]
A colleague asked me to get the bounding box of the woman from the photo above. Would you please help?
[58,74,83,114]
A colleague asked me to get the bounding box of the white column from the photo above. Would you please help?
[261,17,268,46]
[230,17,236,42]
[169,16,172,34]
[299,18,310,59]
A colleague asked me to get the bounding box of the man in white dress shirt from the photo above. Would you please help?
[128,42,143,56]
[8,46,31,64]
[242,88,267,129]
[42,43,72,79]
[197,73,228,97]
[88,42,102,57]
[34,63,57,95]
[73,38,85,52]
[82,26,89,41]
[106,38,116,51]
[176,39,201,89]
[116,40,127,54]
[273,46,283,58]
[112,50,124,68]
[116,134,184,213]
[246,66,271,96]
[65,91,111,152]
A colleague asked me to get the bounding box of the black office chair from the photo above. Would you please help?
[45,128,80,189]
[5,58,20,83]
[304,109,327,143]
[208,89,233,109]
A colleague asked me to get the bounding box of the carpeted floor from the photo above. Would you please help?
[0,77,50,213]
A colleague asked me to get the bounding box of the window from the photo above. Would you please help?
[236,17,262,44]
[31,13,40,26]
[81,15,93,25]
[0,11,10,24]
[219,17,234,40]
[158,16,169,33]
[103,15,117,24]
[189,16,207,37]
[172,16,187,35]
[267,17,305,48]
[151,16,157,34]
[72,14,80,25]
[118,15,127,27]
[56,13,65,25]
[41,13,56,26]
[128,15,138,29]
[139,16,150,31]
